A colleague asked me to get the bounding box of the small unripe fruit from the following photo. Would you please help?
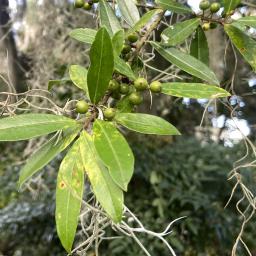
[127,33,139,43]
[129,92,143,105]
[83,2,92,10]
[202,22,210,31]
[103,108,116,120]
[199,0,210,10]
[134,77,148,91]
[210,2,221,13]
[92,0,99,2]
[74,0,84,8]
[108,80,120,92]
[150,81,162,93]
[121,44,131,54]
[119,83,130,94]
[76,100,89,114]
[112,92,121,100]
[210,22,218,29]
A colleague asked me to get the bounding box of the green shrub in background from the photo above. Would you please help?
[0,137,255,255]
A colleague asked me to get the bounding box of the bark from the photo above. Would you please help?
[0,0,26,93]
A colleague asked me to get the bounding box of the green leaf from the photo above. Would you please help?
[79,131,123,223]
[93,120,134,191]
[87,27,114,103]
[56,140,84,253]
[223,0,240,13]
[114,55,136,81]
[224,24,256,71]
[161,83,231,99]
[0,114,77,141]
[155,0,192,14]
[69,28,97,44]
[128,9,163,34]
[161,18,200,46]
[112,30,125,55]
[233,16,256,28]
[99,0,122,36]
[48,78,71,91]
[69,65,89,96]
[19,127,80,188]
[116,0,140,26]
[115,113,181,135]
[151,42,220,85]
[190,26,209,66]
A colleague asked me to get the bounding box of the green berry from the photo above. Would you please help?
[210,2,221,13]
[121,44,131,54]
[129,92,143,105]
[103,108,116,120]
[199,1,210,10]
[202,23,210,31]
[150,81,162,93]
[76,100,89,114]
[112,92,121,100]
[127,33,139,43]
[83,2,92,10]
[108,80,120,92]
[210,22,218,29]
[74,0,84,8]
[134,77,148,91]
[119,83,130,95]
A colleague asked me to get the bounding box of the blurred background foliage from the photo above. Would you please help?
[1,136,256,255]
[1,0,256,255]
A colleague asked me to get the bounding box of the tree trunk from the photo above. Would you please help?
[0,0,26,93]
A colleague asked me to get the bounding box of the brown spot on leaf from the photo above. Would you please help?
[59,181,66,189]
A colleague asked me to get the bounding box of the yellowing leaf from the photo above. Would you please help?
[79,132,123,223]
[56,141,84,253]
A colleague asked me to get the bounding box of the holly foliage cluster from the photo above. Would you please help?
[0,0,256,253]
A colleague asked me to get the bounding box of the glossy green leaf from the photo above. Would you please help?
[155,0,192,14]
[233,16,256,29]
[99,0,122,36]
[117,0,140,26]
[162,18,200,46]
[93,120,134,191]
[19,127,80,188]
[79,131,123,223]
[69,65,89,96]
[128,9,163,34]
[114,55,136,81]
[48,78,71,91]
[224,24,256,71]
[0,114,77,141]
[69,28,97,44]
[56,141,84,253]
[161,83,231,99]
[190,26,209,66]
[224,0,240,13]
[115,113,181,135]
[151,42,220,85]
[87,27,114,103]
[112,30,125,55]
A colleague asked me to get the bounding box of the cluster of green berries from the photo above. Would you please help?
[199,1,221,13]
[74,0,99,10]
[121,33,139,59]
[108,78,162,106]
[75,79,162,120]
[199,1,222,31]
